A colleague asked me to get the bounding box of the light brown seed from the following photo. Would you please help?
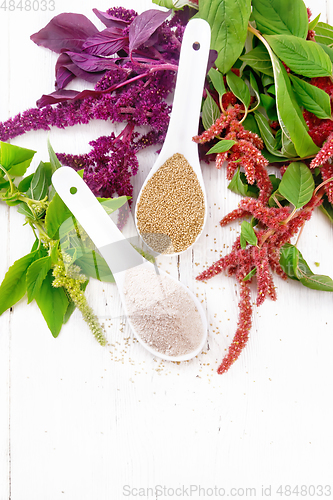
[136,153,205,253]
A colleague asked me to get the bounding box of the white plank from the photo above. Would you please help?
[0,0,333,498]
[0,14,11,499]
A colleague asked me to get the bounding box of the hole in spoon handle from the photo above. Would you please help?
[164,19,211,148]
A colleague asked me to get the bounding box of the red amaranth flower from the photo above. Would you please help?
[197,182,324,374]
[253,247,276,305]
[221,91,238,109]
[320,161,333,203]
[193,105,242,144]
[217,278,252,374]
[310,132,333,168]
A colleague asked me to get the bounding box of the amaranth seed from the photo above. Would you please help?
[136,153,205,253]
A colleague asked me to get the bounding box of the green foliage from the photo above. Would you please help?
[278,162,314,209]
[243,267,257,281]
[207,140,236,154]
[265,35,332,77]
[240,44,273,76]
[0,141,132,343]
[74,251,115,283]
[198,0,251,74]
[240,221,258,248]
[45,192,72,239]
[26,256,53,303]
[208,67,226,96]
[254,112,287,158]
[251,0,308,38]
[0,141,36,177]
[226,70,251,111]
[267,51,319,158]
[35,271,69,338]
[228,168,259,198]
[289,74,332,120]
[314,22,333,46]
[280,244,333,292]
[202,91,220,130]
[0,251,37,315]
[27,161,52,200]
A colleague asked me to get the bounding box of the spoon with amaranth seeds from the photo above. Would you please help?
[135,18,211,256]
[52,166,208,362]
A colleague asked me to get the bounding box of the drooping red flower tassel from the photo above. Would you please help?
[217,278,252,374]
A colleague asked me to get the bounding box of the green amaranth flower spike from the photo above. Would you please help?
[52,252,107,346]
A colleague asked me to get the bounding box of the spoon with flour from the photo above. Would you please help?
[135,18,211,256]
[52,167,207,362]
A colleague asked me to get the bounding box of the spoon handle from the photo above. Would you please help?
[52,167,144,275]
[161,18,211,154]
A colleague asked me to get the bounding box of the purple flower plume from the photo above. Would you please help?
[0,7,194,221]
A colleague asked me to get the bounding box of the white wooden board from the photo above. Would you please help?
[0,1,333,499]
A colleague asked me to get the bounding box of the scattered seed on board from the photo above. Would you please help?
[136,153,205,253]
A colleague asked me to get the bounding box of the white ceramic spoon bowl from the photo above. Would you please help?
[52,167,208,362]
[135,18,211,256]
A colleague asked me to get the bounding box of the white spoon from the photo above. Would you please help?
[135,18,211,256]
[52,166,207,362]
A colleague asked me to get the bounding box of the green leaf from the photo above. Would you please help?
[27,161,52,201]
[259,93,278,121]
[0,179,10,191]
[262,149,289,163]
[248,71,260,108]
[26,256,52,304]
[35,271,69,338]
[293,247,333,291]
[152,0,174,7]
[74,250,115,283]
[242,114,260,136]
[299,273,333,292]
[240,220,258,248]
[280,243,333,291]
[207,139,236,154]
[319,195,333,224]
[252,0,308,38]
[266,51,319,157]
[208,68,226,97]
[317,43,333,63]
[289,74,331,120]
[239,44,273,76]
[243,267,257,281]
[18,173,34,193]
[268,174,290,206]
[278,162,314,208]
[47,139,62,172]
[97,196,129,215]
[314,22,333,46]
[268,189,288,207]
[0,251,37,315]
[45,192,71,239]
[254,112,287,158]
[308,13,321,31]
[202,91,220,130]
[226,70,251,110]
[265,35,332,78]
[262,75,275,87]
[0,142,36,177]
[16,202,34,219]
[279,243,298,279]
[227,168,259,198]
[266,84,276,95]
[281,134,298,157]
[198,0,251,74]
[152,0,191,8]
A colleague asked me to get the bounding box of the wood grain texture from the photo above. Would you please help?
[0,1,333,499]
